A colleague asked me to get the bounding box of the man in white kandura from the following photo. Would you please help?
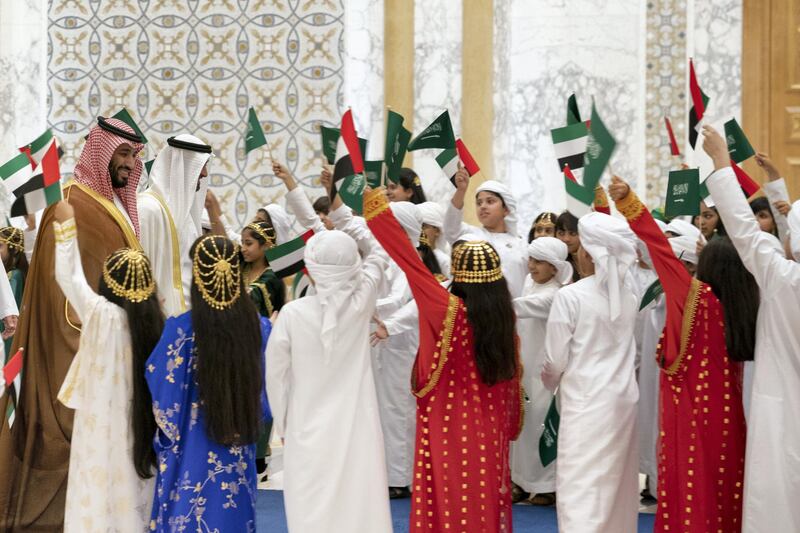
[701,125,800,533]
[266,230,392,533]
[542,212,640,533]
[138,134,212,316]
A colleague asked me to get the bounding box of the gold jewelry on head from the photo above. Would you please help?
[245,222,276,248]
[102,248,156,303]
[0,227,24,253]
[535,212,556,228]
[192,235,241,310]
[450,241,504,284]
[412,175,422,186]
[419,230,431,248]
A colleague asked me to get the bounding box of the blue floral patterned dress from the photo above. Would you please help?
[146,311,271,533]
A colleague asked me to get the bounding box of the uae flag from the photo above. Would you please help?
[331,110,365,213]
[10,135,63,217]
[435,138,480,185]
[1,349,23,427]
[265,230,315,278]
[665,116,681,156]
[551,121,588,171]
[19,129,59,170]
[0,153,34,196]
[563,164,594,217]
[688,59,709,149]
[291,271,311,300]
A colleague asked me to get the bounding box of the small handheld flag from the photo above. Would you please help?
[582,102,617,190]
[665,168,701,218]
[640,279,664,310]
[688,59,709,149]
[665,116,680,156]
[408,110,456,152]
[291,271,311,300]
[0,154,34,196]
[539,396,560,467]
[245,107,272,157]
[436,138,480,186]
[384,110,411,183]
[563,164,594,217]
[551,121,589,171]
[725,118,756,164]
[567,93,582,125]
[320,126,340,165]
[264,230,315,278]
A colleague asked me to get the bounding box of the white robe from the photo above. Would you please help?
[54,220,154,532]
[707,167,800,533]
[510,276,560,494]
[543,275,639,533]
[443,202,529,297]
[266,251,392,533]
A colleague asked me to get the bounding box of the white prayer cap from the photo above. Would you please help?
[263,203,293,245]
[476,180,518,237]
[666,219,700,240]
[669,235,699,265]
[389,201,423,248]
[149,133,212,238]
[527,237,573,285]
[417,202,445,229]
[304,230,363,361]
[788,199,800,261]
[578,212,638,322]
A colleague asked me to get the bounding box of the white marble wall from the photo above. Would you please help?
[0,0,48,219]
[343,0,384,135]
[413,0,462,205]
[494,0,647,231]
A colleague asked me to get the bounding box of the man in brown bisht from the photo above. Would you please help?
[0,117,144,530]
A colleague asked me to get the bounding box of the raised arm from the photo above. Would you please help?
[443,164,476,244]
[756,153,790,242]
[52,201,102,321]
[274,161,327,234]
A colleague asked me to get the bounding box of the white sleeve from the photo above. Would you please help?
[285,187,326,234]
[53,219,102,321]
[706,166,800,293]
[265,310,292,438]
[542,291,575,391]
[23,228,37,262]
[0,260,17,319]
[443,201,477,245]
[383,298,418,336]
[513,292,555,321]
[762,178,791,242]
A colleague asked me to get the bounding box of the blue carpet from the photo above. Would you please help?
[256,489,656,532]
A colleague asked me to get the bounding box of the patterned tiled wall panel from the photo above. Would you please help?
[48,0,344,229]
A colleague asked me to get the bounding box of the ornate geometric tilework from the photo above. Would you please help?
[643,0,687,208]
[48,0,344,229]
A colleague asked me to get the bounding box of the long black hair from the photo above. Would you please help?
[189,235,264,445]
[527,212,558,243]
[397,168,427,204]
[418,242,443,275]
[449,242,517,386]
[695,236,759,362]
[97,251,165,479]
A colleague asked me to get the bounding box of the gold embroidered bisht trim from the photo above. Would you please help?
[413,294,459,398]
[68,181,142,250]
[54,219,77,243]
[363,188,390,221]
[614,189,646,221]
[593,184,610,209]
[145,190,186,312]
[663,277,702,376]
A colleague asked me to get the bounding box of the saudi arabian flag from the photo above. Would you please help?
[320,125,340,164]
[2,349,23,427]
[364,160,383,189]
[264,230,315,278]
[291,271,311,300]
[665,168,700,218]
[567,93,582,125]
[551,121,588,171]
[408,110,456,151]
[539,395,560,467]
[639,279,664,311]
[111,107,149,145]
[582,102,616,190]
[384,110,411,182]
[0,153,34,196]
[245,107,267,154]
[725,118,756,164]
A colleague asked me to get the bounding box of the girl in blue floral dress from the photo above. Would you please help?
[146,235,271,532]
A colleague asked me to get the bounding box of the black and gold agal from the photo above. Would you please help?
[102,248,156,303]
[451,241,504,284]
[192,235,242,310]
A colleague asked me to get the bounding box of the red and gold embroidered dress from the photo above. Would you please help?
[365,190,523,533]
[616,190,746,533]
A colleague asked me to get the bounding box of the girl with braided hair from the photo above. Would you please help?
[146,234,271,533]
[51,201,165,532]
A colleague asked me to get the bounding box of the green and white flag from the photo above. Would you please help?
[384,110,411,182]
[264,230,314,278]
[19,129,57,169]
[338,173,367,215]
[321,125,340,164]
[665,168,700,218]
[639,279,664,311]
[364,160,383,189]
[0,153,34,195]
[567,93,582,125]
[408,110,456,151]
[245,107,267,154]
[725,118,755,164]
[291,271,311,300]
[551,121,589,171]
[539,395,560,467]
[582,102,617,190]
[111,107,148,145]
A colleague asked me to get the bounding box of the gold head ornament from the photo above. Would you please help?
[451,241,504,284]
[192,235,241,310]
[245,222,276,248]
[0,227,24,253]
[419,229,431,248]
[534,212,556,228]
[102,248,156,303]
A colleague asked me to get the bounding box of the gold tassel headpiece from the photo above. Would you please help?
[192,235,241,310]
[245,222,276,248]
[102,248,156,303]
[419,229,431,248]
[451,241,504,284]
[0,227,24,253]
